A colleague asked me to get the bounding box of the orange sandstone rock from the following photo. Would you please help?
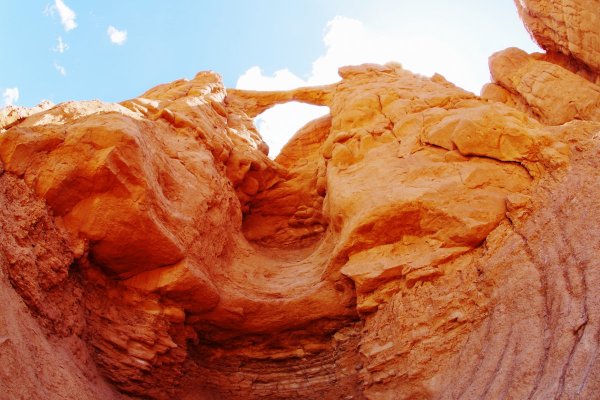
[2,1,600,398]
[0,100,54,132]
[488,47,600,125]
[515,0,600,73]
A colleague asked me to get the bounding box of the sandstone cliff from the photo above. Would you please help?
[1,1,600,399]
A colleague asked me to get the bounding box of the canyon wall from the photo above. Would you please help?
[1,0,600,398]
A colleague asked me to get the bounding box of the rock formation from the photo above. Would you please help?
[1,0,600,398]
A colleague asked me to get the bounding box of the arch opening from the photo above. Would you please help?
[254,102,329,159]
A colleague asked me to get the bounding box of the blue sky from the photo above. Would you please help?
[1,1,541,155]
[1,1,342,106]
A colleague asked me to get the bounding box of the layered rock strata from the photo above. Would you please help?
[1,0,600,399]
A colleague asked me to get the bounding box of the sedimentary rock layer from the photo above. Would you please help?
[1,0,600,398]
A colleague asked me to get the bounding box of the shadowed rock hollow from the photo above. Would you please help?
[1,1,600,399]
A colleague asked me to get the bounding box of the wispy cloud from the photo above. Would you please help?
[54,62,67,76]
[107,26,127,45]
[2,88,20,106]
[45,0,77,31]
[43,4,54,17]
[52,36,69,53]
[55,0,77,31]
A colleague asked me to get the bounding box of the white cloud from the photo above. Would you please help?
[236,15,477,158]
[107,26,127,45]
[2,88,20,107]
[309,16,389,85]
[54,62,67,76]
[54,0,77,31]
[237,67,306,90]
[52,36,69,53]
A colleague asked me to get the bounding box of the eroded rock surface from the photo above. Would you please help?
[2,1,600,399]
[0,172,121,400]
[515,0,600,75]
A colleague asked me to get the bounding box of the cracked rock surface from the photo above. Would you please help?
[2,1,600,399]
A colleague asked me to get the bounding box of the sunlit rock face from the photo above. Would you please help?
[2,1,600,399]
[514,0,600,78]
[483,0,600,126]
